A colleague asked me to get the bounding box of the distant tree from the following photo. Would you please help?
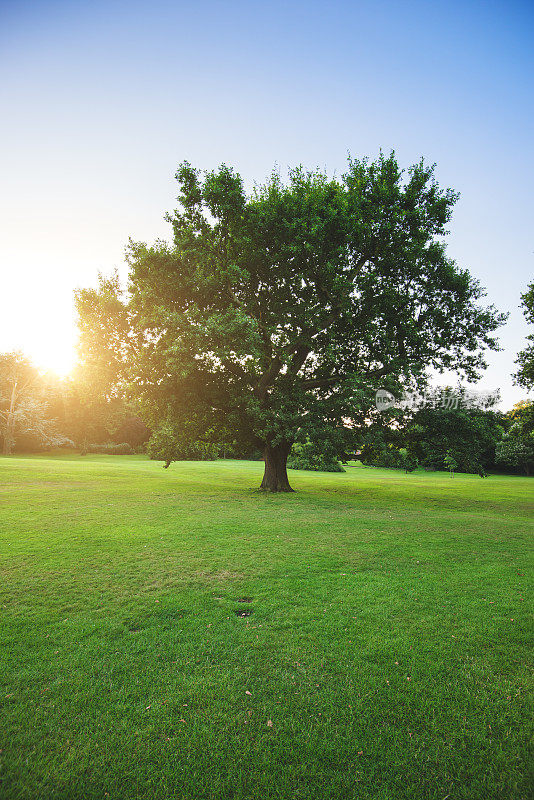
[360,438,418,473]
[146,422,219,467]
[514,282,534,389]
[112,411,150,449]
[62,380,149,452]
[61,383,111,450]
[0,353,37,454]
[496,401,534,476]
[0,352,68,454]
[360,441,404,469]
[84,442,135,455]
[66,275,137,450]
[359,411,408,468]
[405,392,504,475]
[287,440,345,472]
[76,154,505,491]
[58,315,150,452]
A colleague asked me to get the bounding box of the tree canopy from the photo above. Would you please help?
[496,401,534,476]
[514,282,534,390]
[76,153,505,490]
[403,393,505,476]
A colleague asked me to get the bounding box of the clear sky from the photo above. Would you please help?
[1,0,533,408]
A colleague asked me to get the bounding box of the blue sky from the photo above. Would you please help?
[1,0,533,407]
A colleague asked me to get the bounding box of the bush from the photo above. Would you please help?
[14,432,75,453]
[83,442,135,455]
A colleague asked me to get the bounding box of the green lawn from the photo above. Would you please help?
[0,455,532,800]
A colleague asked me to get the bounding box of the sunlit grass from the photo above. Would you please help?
[0,455,532,799]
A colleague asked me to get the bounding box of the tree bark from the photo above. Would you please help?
[260,441,294,492]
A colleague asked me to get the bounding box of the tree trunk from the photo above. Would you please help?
[260,441,294,492]
[2,423,13,456]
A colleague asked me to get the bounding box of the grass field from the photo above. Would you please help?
[0,455,533,800]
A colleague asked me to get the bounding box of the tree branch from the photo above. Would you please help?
[254,356,283,402]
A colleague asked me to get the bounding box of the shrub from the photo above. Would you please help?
[15,431,75,453]
[83,442,135,455]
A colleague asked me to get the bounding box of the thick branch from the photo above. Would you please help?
[254,356,282,402]
[288,346,310,375]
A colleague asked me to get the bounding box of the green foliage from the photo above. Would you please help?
[360,442,404,469]
[444,449,458,477]
[405,392,505,474]
[146,423,219,463]
[359,388,505,476]
[358,417,410,471]
[112,413,151,449]
[514,282,534,389]
[496,401,534,475]
[401,452,419,472]
[76,154,505,485]
[287,441,345,472]
[360,444,418,473]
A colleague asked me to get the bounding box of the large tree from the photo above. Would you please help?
[76,154,505,491]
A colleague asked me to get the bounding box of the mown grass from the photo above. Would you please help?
[0,455,532,800]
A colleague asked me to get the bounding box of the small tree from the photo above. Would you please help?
[444,450,458,478]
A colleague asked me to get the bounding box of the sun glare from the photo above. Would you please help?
[37,350,76,379]
[17,330,78,379]
[0,275,80,378]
